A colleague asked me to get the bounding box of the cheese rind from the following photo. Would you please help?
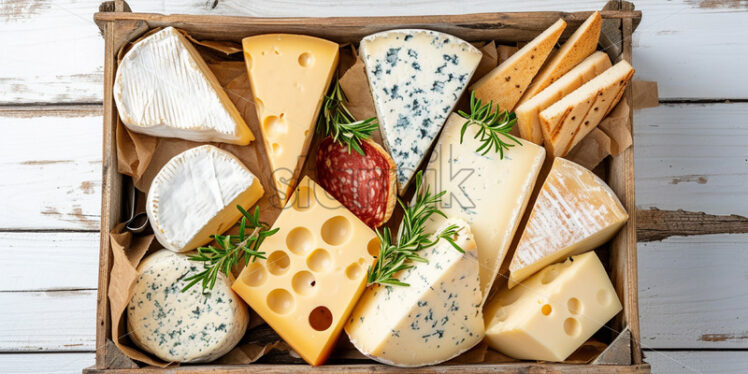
[470,19,565,112]
[232,177,376,366]
[421,113,545,303]
[484,251,622,362]
[360,29,482,193]
[508,157,628,288]
[127,250,249,363]
[146,145,264,253]
[345,218,484,367]
[242,34,339,202]
[114,27,253,145]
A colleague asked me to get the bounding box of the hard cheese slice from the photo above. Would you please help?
[540,60,634,157]
[508,157,628,288]
[421,113,545,303]
[345,218,483,367]
[484,251,622,362]
[146,145,264,253]
[242,34,339,202]
[470,19,566,112]
[516,52,611,145]
[517,11,603,116]
[232,177,376,366]
[360,29,482,193]
[114,27,253,145]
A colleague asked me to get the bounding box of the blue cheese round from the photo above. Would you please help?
[127,250,249,363]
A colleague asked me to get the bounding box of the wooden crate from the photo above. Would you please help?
[89,1,646,372]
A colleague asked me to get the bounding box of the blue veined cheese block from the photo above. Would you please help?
[359,29,482,194]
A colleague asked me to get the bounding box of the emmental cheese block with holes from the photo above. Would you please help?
[469,19,565,112]
[114,27,254,145]
[484,251,622,362]
[515,52,611,146]
[146,145,264,253]
[242,34,339,203]
[508,157,628,288]
[231,176,377,366]
[345,218,484,367]
[421,113,545,303]
[539,60,635,157]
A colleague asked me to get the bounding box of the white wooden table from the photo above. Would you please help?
[1,1,747,373]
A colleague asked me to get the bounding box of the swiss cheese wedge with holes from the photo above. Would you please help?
[231,176,376,366]
[507,157,628,288]
[242,34,339,203]
[539,60,634,157]
[469,19,565,112]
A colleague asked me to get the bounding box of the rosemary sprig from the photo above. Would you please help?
[182,206,279,293]
[457,91,522,158]
[317,80,378,155]
[367,171,464,287]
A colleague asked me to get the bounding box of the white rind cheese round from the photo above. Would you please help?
[146,145,264,253]
[127,250,249,363]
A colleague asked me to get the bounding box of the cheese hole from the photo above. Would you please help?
[563,318,581,336]
[262,115,287,139]
[367,237,380,257]
[271,143,282,156]
[540,265,561,285]
[254,97,264,113]
[292,185,316,212]
[292,271,316,295]
[541,304,552,316]
[567,297,582,315]
[298,52,314,67]
[493,307,508,323]
[241,262,266,287]
[345,262,363,280]
[267,251,291,275]
[273,48,280,55]
[286,227,313,255]
[321,216,352,246]
[307,249,333,273]
[597,289,611,306]
[245,53,253,70]
[308,306,333,331]
[267,289,294,314]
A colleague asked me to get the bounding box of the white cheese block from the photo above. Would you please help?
[484,251,622,362]
[421,113,545,303]
[508,157,628,288]
[360,29,482,193]
[127,250,249,363]
[345,218,483,367]
[114,27,254,145]
[146,145,264,253]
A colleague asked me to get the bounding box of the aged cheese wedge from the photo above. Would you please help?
[242,34,339,202]
[508,157,628,288]
[484,251,622,362]
[146,145,264,253]
[128,250,249,363]
[470,19,565,112]
[515,52,611,145]
[232,177,376,366]
[360,29,482,194]
[517,11,603,118]
[345,218,484,367]
[540,60,635,157]
[114,27,253,145]
[421,113,545,303]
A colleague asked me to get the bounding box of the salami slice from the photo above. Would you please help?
[315,137,396,228]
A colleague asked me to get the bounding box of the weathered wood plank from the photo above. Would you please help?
[644,350,748,374]
[0,353,95,374]
[637,208,748,242]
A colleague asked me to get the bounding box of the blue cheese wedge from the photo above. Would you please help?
[344,218,484,367]
[127,250,249,363]
[359,29,482,193]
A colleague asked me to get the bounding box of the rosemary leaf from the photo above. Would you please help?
[458,91,522,158]
[317,80,378,155]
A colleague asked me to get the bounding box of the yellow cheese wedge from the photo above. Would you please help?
[515,52,611,145]
[484,251,622,362]
[469,19,565,112]
[242,34,339,203]
[508,157,628,288]
[540,60,634,157]
[231,176,376,366]
[518,11,603,111]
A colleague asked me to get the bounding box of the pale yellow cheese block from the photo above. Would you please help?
[507,157,628,288]
[515,52,611,145]
[540,60,634,157]
[518,11,603,112]
[232,176,376,366]
[484,251,622,362]
[243,34,339,203]
[470,19,566,112]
